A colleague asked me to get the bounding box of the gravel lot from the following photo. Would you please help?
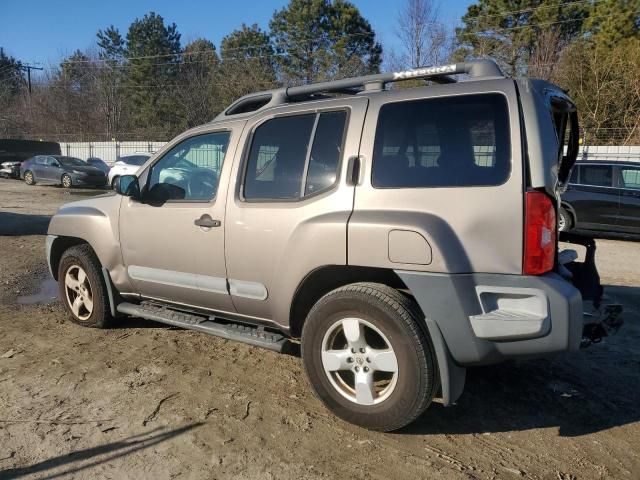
[0,177,639,480]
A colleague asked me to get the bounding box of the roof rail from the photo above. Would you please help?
[218,58,504,119]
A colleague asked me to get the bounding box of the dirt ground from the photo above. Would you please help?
[0,177,638,480]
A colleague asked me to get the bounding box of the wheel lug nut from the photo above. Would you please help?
[355,366,360,372]
[366,357,371,363]
[363,366,369,373]
[351,348,356,354]
[359,348,365,353]
[347,357,353,363]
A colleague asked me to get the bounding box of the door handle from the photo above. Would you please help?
[194,214,221,228]
[346,155,362,186]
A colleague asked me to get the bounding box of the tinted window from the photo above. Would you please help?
[57,157,85,167]
[372,94,511,188]
[305,111,347,195]
[569,166,579,183]
[244,111,346,200]
[146,132,230,203]
[35,156,46,165]
[121,155,149,166]
[621,167,640,189]
[580,165,612,187]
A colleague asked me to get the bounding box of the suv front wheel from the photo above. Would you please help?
[58,244,112,328]
[301,282,438,432]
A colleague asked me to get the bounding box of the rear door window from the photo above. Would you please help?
[621,167,640,189]
[243,111,347,200]
[371,93,511,188]
[580,165,613,187]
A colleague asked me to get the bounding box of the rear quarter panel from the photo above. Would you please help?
[350,79,525,275]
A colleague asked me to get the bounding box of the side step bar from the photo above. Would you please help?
[116,301,290,353]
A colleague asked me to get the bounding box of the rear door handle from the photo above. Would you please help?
[194,214,221,228]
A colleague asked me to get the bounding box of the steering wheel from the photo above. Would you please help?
[187,169,218,199]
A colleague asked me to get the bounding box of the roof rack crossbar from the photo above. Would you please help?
[219,59,503,118]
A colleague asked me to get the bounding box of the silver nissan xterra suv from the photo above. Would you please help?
[46,59,622,431]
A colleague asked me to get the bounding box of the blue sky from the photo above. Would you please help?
[1,0,472,67]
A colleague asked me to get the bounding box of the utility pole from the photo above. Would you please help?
[20,64,43,94]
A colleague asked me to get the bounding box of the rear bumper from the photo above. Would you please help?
[397,271,583,366]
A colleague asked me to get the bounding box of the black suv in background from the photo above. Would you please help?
[560,160,640,235]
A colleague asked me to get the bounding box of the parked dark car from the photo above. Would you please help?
[560,160,640,234]
[20,155,106,188]
[0,139,61,179]
[87,157,111,175]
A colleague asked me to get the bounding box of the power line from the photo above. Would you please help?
[35,8,633,71]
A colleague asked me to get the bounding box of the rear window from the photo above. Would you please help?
[621,167,640,189]
[121,155,149,166]
[371,93,511,188]
[580,165,612,187]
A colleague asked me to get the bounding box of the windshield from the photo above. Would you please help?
[120,155,149,166]
[56,156,86,167]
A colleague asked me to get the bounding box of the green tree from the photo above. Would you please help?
[125,12,182,136]
[96,26,127,137]
[60,50,92,90]
[174,38,220,128]
[0,48,23,94]
[97,25,126,61]
[218,24,278,107]
[583,0,640,50]
[455,0,588,75]
[0,48,24,136]
[269,0,382,83]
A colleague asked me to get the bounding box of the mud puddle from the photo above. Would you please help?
[17,276,59,305]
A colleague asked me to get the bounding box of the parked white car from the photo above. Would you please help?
[107,153,151,189]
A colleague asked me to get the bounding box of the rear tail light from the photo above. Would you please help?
[524,191,556,275]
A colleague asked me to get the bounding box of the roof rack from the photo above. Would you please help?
[218,58,504,119]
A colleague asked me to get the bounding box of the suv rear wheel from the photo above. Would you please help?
[58,244,112,328]
[301,282,437,431]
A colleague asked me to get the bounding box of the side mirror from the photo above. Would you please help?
[115,175,141,200]
[51,162,60,168]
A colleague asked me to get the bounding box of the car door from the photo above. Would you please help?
[616,164,640,233]
[563,164,620,231]
[48,156,65,182]
[119,124,243,312]
[31,156,47,180]
[224,97,367,326]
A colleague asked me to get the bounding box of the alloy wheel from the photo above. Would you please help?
[321,317,399,405]
[64,265,94,320]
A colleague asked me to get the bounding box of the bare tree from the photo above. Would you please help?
[396,0,451,69]
[528,29,566,81]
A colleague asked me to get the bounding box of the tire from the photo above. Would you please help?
[61,174,72,188]
[24,170,35,185]
[301,282,437,432]
[558,207,572,232]
[111,176,119,190]
[58,244,112,328]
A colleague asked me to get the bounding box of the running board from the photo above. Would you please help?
[116,301,289,352]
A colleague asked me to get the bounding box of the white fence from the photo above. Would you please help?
[58,141,640,167]
[578,145,640,162]
[59,141,168,166]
